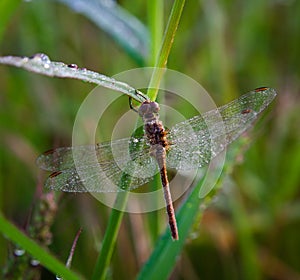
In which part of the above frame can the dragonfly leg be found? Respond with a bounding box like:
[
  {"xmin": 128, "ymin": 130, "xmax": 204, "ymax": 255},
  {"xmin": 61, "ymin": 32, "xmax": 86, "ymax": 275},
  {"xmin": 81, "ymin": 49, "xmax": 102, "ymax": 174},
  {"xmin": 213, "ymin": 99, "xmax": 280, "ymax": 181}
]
[
  {"xmin": 129, "ymin": 90, "xmax": 150, "ymax": 112},
  {"xmin": 129, "ymin": 97, "xmax": 138, "ymax": 113}
]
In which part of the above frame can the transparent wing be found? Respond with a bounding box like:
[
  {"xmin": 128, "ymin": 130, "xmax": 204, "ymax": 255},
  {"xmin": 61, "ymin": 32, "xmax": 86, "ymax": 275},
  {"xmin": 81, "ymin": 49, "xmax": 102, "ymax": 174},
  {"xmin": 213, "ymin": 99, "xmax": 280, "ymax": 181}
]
[
  {"xmin": 167, "ymin": 87, "xmax": 277, "ymax": 170},
  {"xmin": 36, "ymin": 137, "xmax": 158, "ymax": 192},
  {"xmin": 37, "ymin": 87, "xmax": 276, "ymax": 192}
]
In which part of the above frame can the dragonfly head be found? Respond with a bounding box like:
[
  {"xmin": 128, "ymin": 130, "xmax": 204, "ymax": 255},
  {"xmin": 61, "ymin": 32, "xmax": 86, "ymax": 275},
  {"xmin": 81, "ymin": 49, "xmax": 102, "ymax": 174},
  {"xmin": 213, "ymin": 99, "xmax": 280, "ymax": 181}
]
[{"xmin": 138, "ymin": 101, "xmax": 160, "ymax": 119}]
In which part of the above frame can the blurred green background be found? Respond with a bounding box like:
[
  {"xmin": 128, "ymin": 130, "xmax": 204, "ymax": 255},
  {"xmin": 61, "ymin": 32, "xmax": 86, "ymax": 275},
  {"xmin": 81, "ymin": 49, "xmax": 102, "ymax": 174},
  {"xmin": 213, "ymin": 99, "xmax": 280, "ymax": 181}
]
[{"xmin": 0, "ymin": 0, "xmax": 300, "ymax": 279}]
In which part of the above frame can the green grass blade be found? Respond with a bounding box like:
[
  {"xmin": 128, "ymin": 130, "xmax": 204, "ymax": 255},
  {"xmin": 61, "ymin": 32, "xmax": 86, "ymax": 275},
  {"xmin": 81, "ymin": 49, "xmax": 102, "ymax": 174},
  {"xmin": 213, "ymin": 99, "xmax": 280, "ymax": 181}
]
[
  {"xmin": 147, "ymin": 0, "xmax": 185, "ymax": 100},
  {"xmin": 91, "ymin": 192, "xmax": 129, "ymax": 280},
  {"xmin": 0, "ymin": 212, "xmax": 82, "ymax": 279},
  {"xmin": 147, "ymin": 0, "xmax": 164, "ymax": 66},
  {"xmin": 91, "ymin": 125, "xmax": 145, "ymax": 279},
  {"xmin": 146, "ymin": 0, "xmax": 164, "ymax": 242}
]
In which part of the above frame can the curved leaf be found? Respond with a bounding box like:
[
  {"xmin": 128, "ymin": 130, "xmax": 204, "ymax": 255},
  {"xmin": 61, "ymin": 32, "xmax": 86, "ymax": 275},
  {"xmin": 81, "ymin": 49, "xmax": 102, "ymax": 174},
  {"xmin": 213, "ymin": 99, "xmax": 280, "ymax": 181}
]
[{"xmin": 0, "ymin": 54, "xmax": 147, "ymax": 103}]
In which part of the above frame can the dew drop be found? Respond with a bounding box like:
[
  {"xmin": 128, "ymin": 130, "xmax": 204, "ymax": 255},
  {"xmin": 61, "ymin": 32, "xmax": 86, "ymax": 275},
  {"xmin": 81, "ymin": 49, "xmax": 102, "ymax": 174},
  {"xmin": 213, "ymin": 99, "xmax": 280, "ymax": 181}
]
[
  {"xmin": 30, "ymin": 259, "xmax": 40, "ymax": 266},
  {"xmin": 29, "ymin": 53, "xmax": 51, "ymax": 64},
  {"xmin": 14, "ymin": 248, "xmax": 25, "ymax": 256},
  {"xmin": 29, "ymin": 53, "xmax": 51, "ymax": 69},
  {"xmin": 67, "ymin": 63, "xmax": 78, "ymax": 69}
]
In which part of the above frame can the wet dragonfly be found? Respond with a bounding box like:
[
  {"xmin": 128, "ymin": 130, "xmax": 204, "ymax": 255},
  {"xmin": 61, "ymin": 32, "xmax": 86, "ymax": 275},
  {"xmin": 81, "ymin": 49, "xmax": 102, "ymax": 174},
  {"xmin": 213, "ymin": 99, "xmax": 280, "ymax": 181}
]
[{"xmin": 37, "ymin": 87, "xmax": 276, "ymax": 240}]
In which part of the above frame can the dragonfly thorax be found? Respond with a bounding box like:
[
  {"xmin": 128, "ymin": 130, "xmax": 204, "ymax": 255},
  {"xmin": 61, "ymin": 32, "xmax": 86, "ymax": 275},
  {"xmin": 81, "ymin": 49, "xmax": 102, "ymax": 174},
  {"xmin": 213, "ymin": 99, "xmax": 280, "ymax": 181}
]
[
  {"xmin": 138, "ymin": 101, "xmax": 160, "ymax": 122},
  {"xmin": 139, "ymin": 101, "xmax": 169, "ymax": 153}
]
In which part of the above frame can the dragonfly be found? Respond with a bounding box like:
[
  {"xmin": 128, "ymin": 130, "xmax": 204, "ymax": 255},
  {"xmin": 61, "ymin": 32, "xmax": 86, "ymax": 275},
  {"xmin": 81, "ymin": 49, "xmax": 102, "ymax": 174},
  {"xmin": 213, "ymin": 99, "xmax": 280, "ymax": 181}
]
[{"xmin": 37, "ymin": 87, "xmax": 277, "ymax": 240}]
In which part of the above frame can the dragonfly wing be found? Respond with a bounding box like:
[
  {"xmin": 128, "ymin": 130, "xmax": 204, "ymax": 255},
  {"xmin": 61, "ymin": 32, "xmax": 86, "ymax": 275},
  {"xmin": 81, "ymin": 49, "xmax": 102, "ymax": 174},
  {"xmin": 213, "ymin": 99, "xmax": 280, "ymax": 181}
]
[
  {"xmin": 44, "ymin": 163, "xmax": 155, "ymax": 192},
  {"xmin": 37, "ymin": 137, "xmax": 159, "ymax": 192},
  {"xmin": 167, "ymin": 87, "xmax": 276, "ymax": 170},
  {"xmin": 167, "ymin": 114, "xmax": 212, "ymax": 170},
  {"xmin": 37, "ymin": 138, "xmax": 144, "ymax": 171}
]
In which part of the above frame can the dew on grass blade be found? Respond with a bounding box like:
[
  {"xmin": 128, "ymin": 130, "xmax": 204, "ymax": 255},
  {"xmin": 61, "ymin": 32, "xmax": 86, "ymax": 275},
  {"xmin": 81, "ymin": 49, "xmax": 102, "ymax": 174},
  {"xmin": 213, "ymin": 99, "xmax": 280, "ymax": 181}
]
[
  {"xmin": 67, "ymin": 64, "xmax": 78, "ymax": 69},
  {"xmin": 0, "ymin": 54, "xmax": 148, "ymax": 103},
  {"xmin": 14, "ymin": 248, "xmax": 25, "ymax": 257}
]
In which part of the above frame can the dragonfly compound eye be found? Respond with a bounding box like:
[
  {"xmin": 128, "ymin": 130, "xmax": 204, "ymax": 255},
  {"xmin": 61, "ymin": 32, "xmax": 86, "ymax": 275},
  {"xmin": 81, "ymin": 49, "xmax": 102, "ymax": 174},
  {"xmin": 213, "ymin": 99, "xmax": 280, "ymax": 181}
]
[
  {"xmin": 149, "ymin": 102, "xmax": 160, "ymax": 113},
  {"xmin": 138, "ymin": 102, "xmax": 150, "ymax": 116},
  {"xmin": 138, "ymin": 101, "xmax": 160, "ymax": 116}
]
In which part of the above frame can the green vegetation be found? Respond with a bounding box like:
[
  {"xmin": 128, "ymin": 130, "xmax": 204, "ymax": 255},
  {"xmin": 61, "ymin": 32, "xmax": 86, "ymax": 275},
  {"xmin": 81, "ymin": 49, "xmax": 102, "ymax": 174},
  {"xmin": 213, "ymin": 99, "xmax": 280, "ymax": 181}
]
[{"xmin": 1, "ymin": 1, "xmax": 300, "ymax": 279}]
